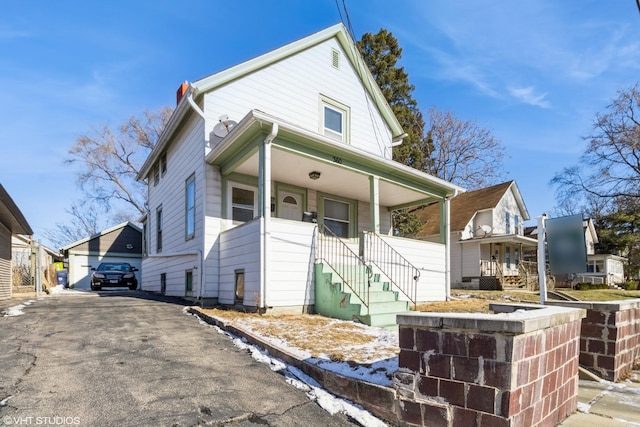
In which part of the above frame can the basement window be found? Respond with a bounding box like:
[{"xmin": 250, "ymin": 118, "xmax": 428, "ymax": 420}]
[{"xmin": 235, "ymin": 270, "xmax": 245, "ymax": 304}]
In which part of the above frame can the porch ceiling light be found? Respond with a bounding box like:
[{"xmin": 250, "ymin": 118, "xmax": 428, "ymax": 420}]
[{"xmin": 309, "ymin": 171, "xmax": 321, "ymax": 180}]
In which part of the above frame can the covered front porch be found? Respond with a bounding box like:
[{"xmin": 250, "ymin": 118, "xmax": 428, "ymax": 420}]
[
  {"xmin": 461, "ymin": 234, "xmax": 539, "ymax": 290},
  {"xmin": 207, "ymin": 110, "xmax": 462, "ymax": 323}
]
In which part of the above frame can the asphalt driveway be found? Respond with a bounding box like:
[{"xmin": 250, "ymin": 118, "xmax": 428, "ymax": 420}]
[{"xmin": 0, "ymin": 291, "xmax": 355, "ymax": 426}]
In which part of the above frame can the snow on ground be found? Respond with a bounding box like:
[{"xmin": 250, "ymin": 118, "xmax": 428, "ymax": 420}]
[
  {"xmin": 2, "ymin": 300, "xmax": 34, "ymax": 317},
  {"xmin": 218, "ymin": 314, "xmax": 399, "ymax": 386},
  {"xmin": 186, "ymin": 308, "xmax": 389, "ymax": 427}
]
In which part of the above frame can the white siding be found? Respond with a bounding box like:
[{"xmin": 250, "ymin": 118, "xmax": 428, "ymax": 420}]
[
  {"xmin": 494, "ymin": 188, "xmax": 521, "ymax": 234},
  {"xmin": 142, "ymin": 112, "xmax": 206, "ymax": 296},
  {"xmin": 357, "ymin": 200, "xmax": 393, "ymax": 235},
  {"xmin": 0, "ymin": 223, "xmax": 10, "ymax": 300},
  {"xmin": 218, "ymin": 219, "xmax": 261, "ymax": 305},
  {"xmin": 204, "ymin": 39, "xmax": 393, "ymax": 158},
  {"xmin": 267, "ymin": 219, "xmax": 317, "ymax": 307},
  {"xmin": 450, "ymin": 233, "xmax": 463, "ymax": 285},
  {"xmin": 203, "ymin": 163, "xmax": 223, "ymax": 298},
  {"xmin": 472, "ymin": 211, "xmax": 493, "ymax": 237},
  {"xmin": 461, "ymin": 242, "xmax": 481, "ymax": 278},
  {"xmin": 376, "ymin": 235, "xmax": 446, "ymax": 302}
]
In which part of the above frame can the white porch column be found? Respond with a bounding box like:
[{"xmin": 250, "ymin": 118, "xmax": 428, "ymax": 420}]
[
  {"xmin": 369, "ymin": 175, "xmax": 380, "ymax": 233},
  {"xmin": 440, "ymin": 198, "xmax": 451, "ymax": 299},
  {"xmin": 259, "ymin": 124, "xmax": 278, "ymax": 309}
]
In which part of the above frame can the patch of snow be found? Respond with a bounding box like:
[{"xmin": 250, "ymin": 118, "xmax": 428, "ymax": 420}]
[
  {"xmin": 2, "ymin": 301, "xmax": 33, "ymax": 317},
  {"xmin": 0, "ymin": 396, "xmax": 12, "ymax": 406},
  {"xmin": 50, "ymin": 285, "xmax": 84, "ymax": 295},
  {"xmin": 184, "ymin": 309, "xmax": 388, "ymax": 426},
  {"xmin": 576, "ymin": 401, "xmax": 590, "ymax": 413}
]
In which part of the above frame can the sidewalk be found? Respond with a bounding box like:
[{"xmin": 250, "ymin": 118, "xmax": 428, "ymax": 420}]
[{"xmin": 560, "ymin": 370, "xmax": 640, "ymax": 426}]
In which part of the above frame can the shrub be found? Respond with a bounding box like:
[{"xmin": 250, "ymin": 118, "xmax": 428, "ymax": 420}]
[
  {"xmin": 574, "ymin": 282, "xmax": 609, "ymax": 290},
  {"xmin": 620, "ymin": 281, "xmax": 639, "ymax": 291}
]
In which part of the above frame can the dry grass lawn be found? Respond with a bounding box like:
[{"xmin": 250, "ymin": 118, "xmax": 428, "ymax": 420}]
[
  {"xmin": 198, "ymin": 289, "xmax": 639, "ymax": 364},
  {"xmin": 199, "ymin": 308, "xmax": 398, "ymax": 363}
]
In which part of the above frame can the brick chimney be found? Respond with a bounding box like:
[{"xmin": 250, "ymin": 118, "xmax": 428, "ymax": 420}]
[{"xmin": 176, "ymin": 81, "xmax": 189, "ymax": 105}]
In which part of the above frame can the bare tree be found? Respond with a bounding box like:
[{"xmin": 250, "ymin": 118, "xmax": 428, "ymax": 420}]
[
  {"xmin": 43, "ymin": 202, "xmax": 108, "ymax": 249},
  {"xmin": 66, "ymin": 107, "xmax": 173, "ymax": 218},
  {"xmin": 551, "ymin": 84, "xmax": 640, "ymax": 205},
  {"xmin": 425, "ymin": 107, "xmax": 507, "ymax": 190}
]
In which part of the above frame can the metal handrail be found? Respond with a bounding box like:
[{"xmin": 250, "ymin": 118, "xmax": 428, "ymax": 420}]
[
  {"xmin": 317, "ymin": 224, "xmax": 371, "ymax": 311},
  {"xmin": 361, "ymin": 231, "xmax": 419, "ymax": 309}
]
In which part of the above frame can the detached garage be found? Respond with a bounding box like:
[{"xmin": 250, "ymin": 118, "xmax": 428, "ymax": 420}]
[
  {"xmin": 62, "ymin": 222, "xmax": 142, "ymax": 290},
  {"xmin": 0, "ymin": 184, "xmax": 33, "ymax": 300}
]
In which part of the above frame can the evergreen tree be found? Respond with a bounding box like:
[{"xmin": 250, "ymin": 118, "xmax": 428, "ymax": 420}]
[{"xmin": 357, "ymin": 29, "xmax": 432, "ymax": 168}]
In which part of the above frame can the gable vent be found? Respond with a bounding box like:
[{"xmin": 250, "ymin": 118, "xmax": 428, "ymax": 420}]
[{"xmin": 331, "ymin": 48, "xmax": 340, "ymax": 69}]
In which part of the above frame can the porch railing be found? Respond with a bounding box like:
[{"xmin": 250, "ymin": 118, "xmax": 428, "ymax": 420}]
[
  {"xmin": 317, "ymin": 224, "xmax": 371, "ymax": 311},
  {"xmin": 480, "ymin": 260, "xmax": 505, "ymax": 285},
  {"xmin": 361, "ymin": 231, "xmax": 419, "ymax": 309}
]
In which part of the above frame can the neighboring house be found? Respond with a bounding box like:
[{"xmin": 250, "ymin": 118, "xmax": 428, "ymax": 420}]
[
  {"xmin": 12, "ymin": 235, "xmax": 63, "ymax": 288},
  {"xmin": 135, "ymin": 24, "xmax": 462, "ymax": 325},
  {"xmin": 415, "ymin": 181, "xmax": 538, "ymax": 290},
  {"xmin": 0, "ymin": 184, "xmax": 33, "ymax": 300},
  {"xmin": 573, "ymin": 218, "xmax": 626, "ymax": 286},
  {"xmin": 62, "ymin": 222, "xmax": 142, "ymax": 290}
]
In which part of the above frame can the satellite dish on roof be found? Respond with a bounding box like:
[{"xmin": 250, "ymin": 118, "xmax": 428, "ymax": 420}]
[
  {"xmin": 213, "ymin": 114, "xmax": 237, "ymax": 138},
  {"xmin": 479, "ymin": 224, "xmax": 493, "ymax": 236}
]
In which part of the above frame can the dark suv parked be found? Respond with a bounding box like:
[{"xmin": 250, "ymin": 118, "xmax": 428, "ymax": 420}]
[{"xmin": 90, "ymin": 262, "xmax": 138, "ymax": 291}]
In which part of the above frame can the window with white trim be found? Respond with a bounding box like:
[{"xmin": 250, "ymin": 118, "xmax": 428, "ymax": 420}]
[
  {"xmin": 156, "ymin": 205, "xmax": 163, "ymax": 252},
  {"xmin": 185, "ymin": 174, "xmax": 195, "ymax": 240},
  {"xmin": 320, "ymin": 96, "xmax": 349, "ymax": 143}
]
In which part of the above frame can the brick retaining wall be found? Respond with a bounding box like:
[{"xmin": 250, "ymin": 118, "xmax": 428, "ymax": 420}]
[
  {"xmin": 395, "ymin": 304, "xmax": 585, "ymax": 426},
  {"xmin": 547, "ymin": 299, "xmax": 640, "ymax": 382}
]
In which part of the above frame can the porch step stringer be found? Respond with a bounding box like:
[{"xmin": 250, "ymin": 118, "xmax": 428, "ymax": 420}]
[{"xmin": 314, "ymin": 263, "xmax": 409, "ymax": 327}]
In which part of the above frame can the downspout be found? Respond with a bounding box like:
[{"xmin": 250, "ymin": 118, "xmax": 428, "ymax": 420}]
[
  {"xmin": 260, "ymin": 123, "xmax": 278, "ymax": 310},
  {"xmin": 184, "ymin": 84, "xmax": 206, "ymax": 301},
  {"xmin": 186, "ymin": 88, "xmax": 206, "ymax": 120}
]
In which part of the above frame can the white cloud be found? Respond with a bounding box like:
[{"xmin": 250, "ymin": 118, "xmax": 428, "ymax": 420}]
[{"xmin": 508, "ymin": 86, "xmax": 551, "ymax": 109}]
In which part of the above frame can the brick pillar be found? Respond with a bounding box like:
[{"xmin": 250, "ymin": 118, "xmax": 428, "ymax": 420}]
[
  {"xmin": 394, "ymin": 303, "xmax": 585, "ymax": 427},
  {"xmin": 547, "ymin": 300, "xmax": 640, "ymax": 382}
]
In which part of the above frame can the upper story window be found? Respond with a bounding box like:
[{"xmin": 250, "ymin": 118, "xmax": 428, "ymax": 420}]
[
  {"xmin": 514, "ymin": 214, "xmax": 519, "ymax": 235},
  {"xmin": 320, "ymin": 95, "xmax": 350, "ymax": 144},
  {"xmin": 156, "ymin": 205, "xmax": 163, "ymax": 252},
  {"xmin": 505, "ymin": 212, "xmax": 511, "ymax": 234},
  {"xmin": 185, "ymin": 174, "xmax": 195, "ymax": 240},
  {"xmin": 160, "ymin": 153, "xmax": 167, "ymax": 176},
  {"xmin": 153, "ymin": 165, "xmax": 160, "ymax": 186}
]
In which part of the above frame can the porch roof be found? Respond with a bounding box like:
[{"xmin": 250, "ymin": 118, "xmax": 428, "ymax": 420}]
[
  {"xmin": 206, "ymin": 109, "xmax": 464, "ymax": 208},
  {"xmin": 458, "ymin": 234, "xmax": 538, "ymax": 247}
]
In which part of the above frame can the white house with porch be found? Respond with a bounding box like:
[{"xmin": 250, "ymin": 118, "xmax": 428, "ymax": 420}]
[
  {"xmin": 136, "ymin": 24, "xmax": 462, "ymax": 326},
  {"xmin": 416, "ymin": 181, "xmax": 539, "ymax": 290}
]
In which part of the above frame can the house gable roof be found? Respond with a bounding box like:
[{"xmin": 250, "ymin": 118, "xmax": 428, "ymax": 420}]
[
  {"xmin": 138, "ymin": 23, "xmax": 403, "ymax": 181},
  {"xmin": 0, "ymin": 184, "xmax": 33, "ymax": 235},
  {"xmin": 416, "ymin": 181, "xmax": 526, "ymax": 236},
  {"xmin": 61, "ymin": 221, "xmax": 142, "ymax": 251},
  {"xmin": 190, "ymin": 23, "xmax": 401, "ymax": 137}
]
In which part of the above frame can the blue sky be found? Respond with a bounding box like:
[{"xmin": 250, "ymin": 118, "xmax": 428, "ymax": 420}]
[{"xmin": 1, "ymin": 0, "xmax": 639, "ymax": 247}]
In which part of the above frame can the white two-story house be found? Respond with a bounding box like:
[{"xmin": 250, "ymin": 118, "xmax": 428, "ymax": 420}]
[
  {"xmin": 416, "ymin": 181, "xmax": 538, "ymax": 290},
  {"xmin": 136, "ymin": 24, "xmax": 462, "ymax": 326}
]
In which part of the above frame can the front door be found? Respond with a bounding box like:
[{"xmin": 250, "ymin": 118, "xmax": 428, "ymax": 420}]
[{"xmin": 277, "ymin": 190, "xmax": 303, "ymax": 221}]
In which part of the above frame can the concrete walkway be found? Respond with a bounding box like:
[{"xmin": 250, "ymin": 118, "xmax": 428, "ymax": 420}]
[{"xmin": 560, "ymin": 371, "xmax": 640, "ymax": 426}]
